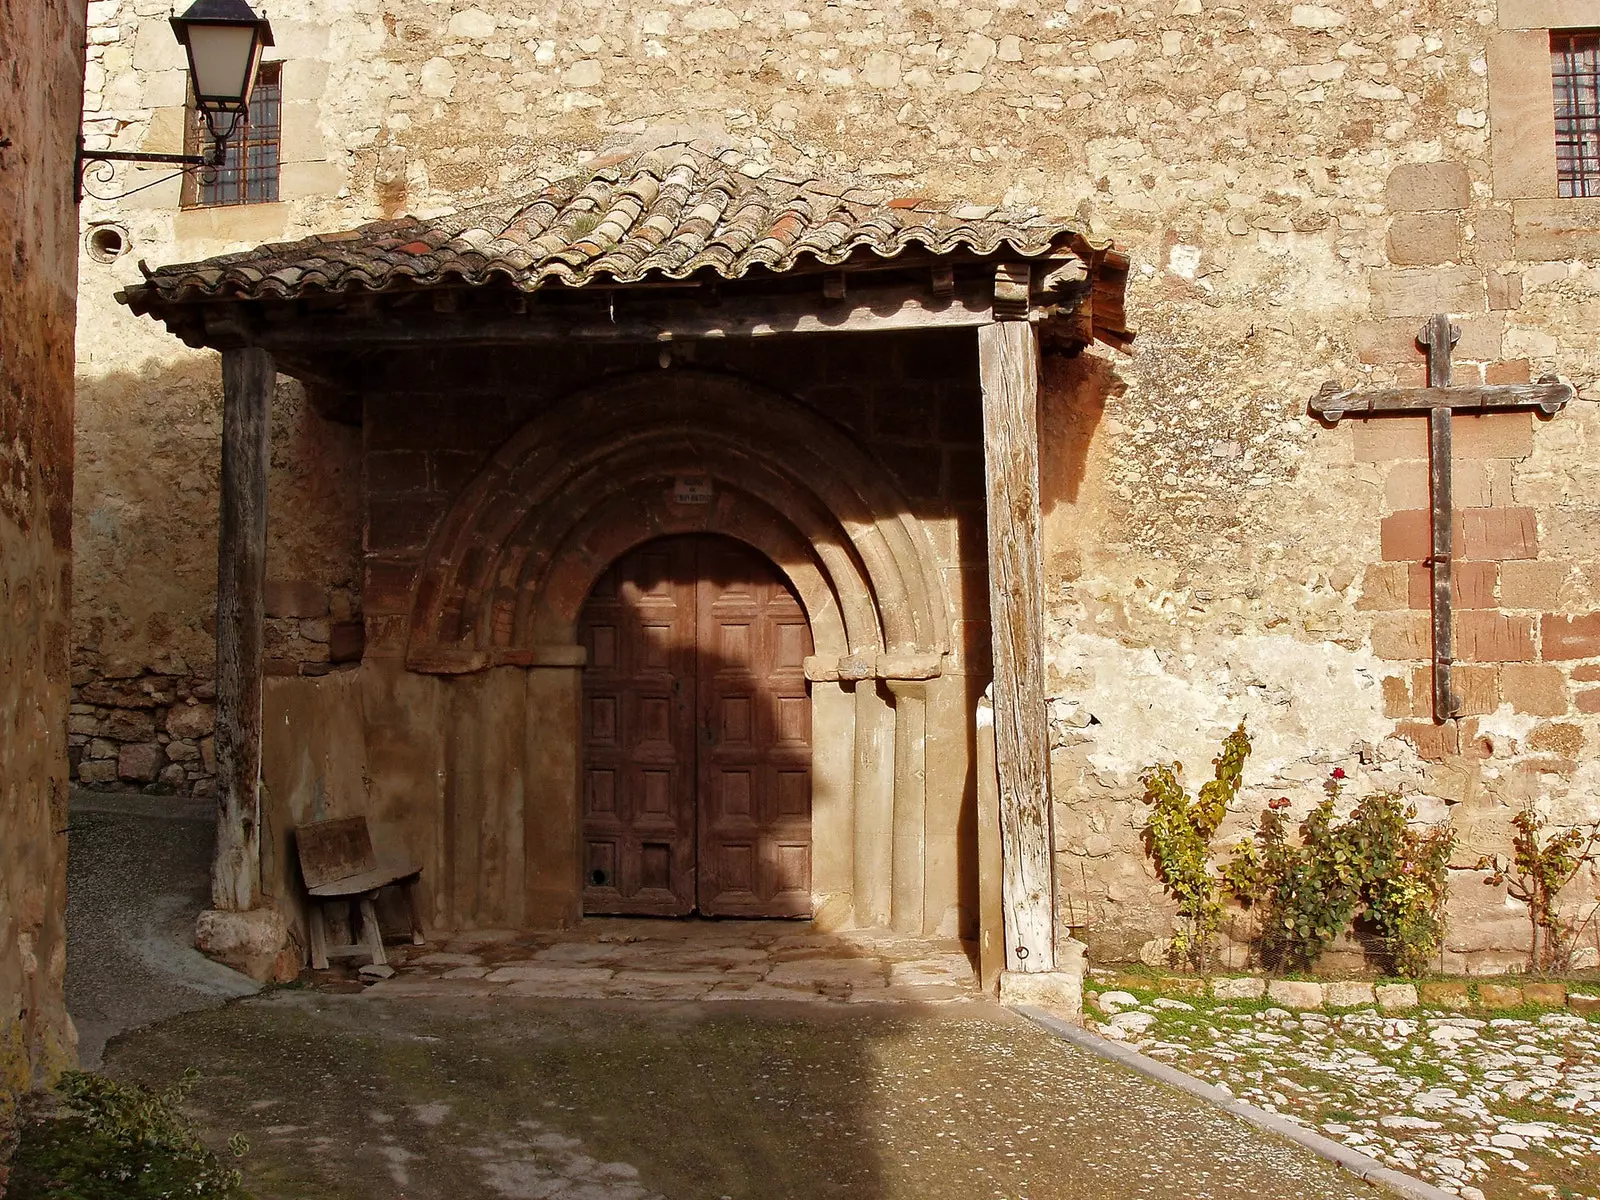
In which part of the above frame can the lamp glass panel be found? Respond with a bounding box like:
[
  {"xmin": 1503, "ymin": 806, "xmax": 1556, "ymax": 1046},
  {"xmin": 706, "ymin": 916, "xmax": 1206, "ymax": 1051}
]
[{"xmin": 186, "ymin": 24, "xmax": 257, "ymax": 101}]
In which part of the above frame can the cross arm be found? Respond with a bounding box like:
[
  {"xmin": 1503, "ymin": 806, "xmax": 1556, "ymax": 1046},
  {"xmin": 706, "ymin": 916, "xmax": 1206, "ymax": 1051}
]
[{"xmin": 1312, "ymin": 378, "xmax": 1573, "ymax": 423}]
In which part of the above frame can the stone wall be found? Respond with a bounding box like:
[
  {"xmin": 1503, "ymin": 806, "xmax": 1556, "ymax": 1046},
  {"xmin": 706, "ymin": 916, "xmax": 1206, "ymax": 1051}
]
[
  {"xmin": 1, "ymin": 0, "xmax": 84, "ymax": 1174},
  {"xmin": 75, "ymin": 0, "xmax": 1600, "ymax": 967}
]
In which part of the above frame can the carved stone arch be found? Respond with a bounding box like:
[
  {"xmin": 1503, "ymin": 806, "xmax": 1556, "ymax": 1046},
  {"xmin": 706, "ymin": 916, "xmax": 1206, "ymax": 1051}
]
[{"xmin": 405, "ymin": 369, "xmax": 951, "ymax": 674}]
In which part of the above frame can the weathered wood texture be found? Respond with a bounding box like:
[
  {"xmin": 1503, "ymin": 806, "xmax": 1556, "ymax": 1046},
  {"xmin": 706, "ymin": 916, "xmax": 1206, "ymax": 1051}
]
[
  {"xmin": 1422, "ymin": 315, "xmax": 1460, "ymax": 719},
  {"xmin": 250, "ymin": 282, "xmax": 1000, "ymax": 352},
  {"xmin": 1312, "ymin": 382, "xmax": 1572, "ymax": 418},
  {"xmin": 213, "ymin": 347, "xmax": 273, "ymax": 911},
  {"xmin": 979, "ymin": 320, "xmax": 1056, "ymax": 973}
]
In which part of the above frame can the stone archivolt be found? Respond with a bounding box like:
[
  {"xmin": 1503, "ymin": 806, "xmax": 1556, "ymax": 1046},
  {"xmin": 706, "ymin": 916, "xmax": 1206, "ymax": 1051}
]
[{"xmin": 404, "ymin": 369, "xmax": 951, "ymax": 682}]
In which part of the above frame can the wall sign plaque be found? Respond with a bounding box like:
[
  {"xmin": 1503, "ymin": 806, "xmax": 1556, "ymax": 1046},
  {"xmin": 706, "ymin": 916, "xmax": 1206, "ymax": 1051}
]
[{"xmin": 672, "ymin": 474, "xmax": 714, "ymax": 504}]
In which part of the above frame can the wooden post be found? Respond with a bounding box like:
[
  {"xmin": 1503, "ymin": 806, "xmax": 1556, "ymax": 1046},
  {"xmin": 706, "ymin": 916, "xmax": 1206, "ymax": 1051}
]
[
  {"xmin": 979, "ymin": 320, "xmax": 1055, "ymax": 973},
  {"xmin": 213, "ymin": 347, "xmax": 273, "ymax": 912}
]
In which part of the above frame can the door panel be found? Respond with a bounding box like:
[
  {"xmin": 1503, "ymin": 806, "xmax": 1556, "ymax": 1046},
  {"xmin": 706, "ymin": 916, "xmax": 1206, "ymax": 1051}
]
[
  {"xmin": 579, "ymin": 535, "xmax": 813, "ymax": 918},
  {"xmin": 696, "ymin": 538, "xmax": 814, "ymax": 917},
  {"xmin": 579, "ymin": 539, "xmax": 697, "ymax": 915}
]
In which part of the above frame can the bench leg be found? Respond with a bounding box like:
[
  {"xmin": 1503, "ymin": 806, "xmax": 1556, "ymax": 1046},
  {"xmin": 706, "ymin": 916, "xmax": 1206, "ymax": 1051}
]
[
  {"xmin": 308, "ymin": 902, "xmax": 330, "ymax": 971},
  {"xmin": 359, "ymin": 894, "xmax": 387, "ymax": 967},
  {"xmin": 404, "ymin": 879, "xmax": 427, "ymax": 946}
]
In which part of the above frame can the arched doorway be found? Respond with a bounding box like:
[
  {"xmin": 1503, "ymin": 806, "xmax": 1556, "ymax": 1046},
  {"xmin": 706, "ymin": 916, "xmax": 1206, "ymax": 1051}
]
[{"xmin": 578, "ymin": 534, "xmax": 815, "ymax": 918}]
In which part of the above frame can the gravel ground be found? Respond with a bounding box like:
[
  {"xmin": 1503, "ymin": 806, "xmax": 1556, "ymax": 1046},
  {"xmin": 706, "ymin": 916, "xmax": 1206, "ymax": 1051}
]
[
  {"xmin": 1087, "ymin": 987, "xmax": 1600, "ymax": 1200},
  {"xmin": 65, "ymin": 791, "xmax": 259, "ymax": 1065},
  {"xmin": 100, "ymin": 992, "xmax": 1378, "ymax": 1200}
]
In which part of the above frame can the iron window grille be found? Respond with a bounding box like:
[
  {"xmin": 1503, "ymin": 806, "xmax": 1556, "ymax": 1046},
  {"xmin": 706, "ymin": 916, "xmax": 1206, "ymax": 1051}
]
[
  {"xmin": 181, "ymin": 60, "xmax": 281, "ymax": 208},
  {"xmin": 1553, "ymin": 30, "xmax": 1600, "ymax": 199}
]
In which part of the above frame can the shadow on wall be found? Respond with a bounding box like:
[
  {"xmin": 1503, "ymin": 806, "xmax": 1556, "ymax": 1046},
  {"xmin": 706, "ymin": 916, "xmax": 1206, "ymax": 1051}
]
[
  {"xmin": 71, "ymin": 356, "xmax": 361, "ymax": 673},
  {"xmin": 1039, "ymin": 349, "xmax": 1125, "ymax": 518}
]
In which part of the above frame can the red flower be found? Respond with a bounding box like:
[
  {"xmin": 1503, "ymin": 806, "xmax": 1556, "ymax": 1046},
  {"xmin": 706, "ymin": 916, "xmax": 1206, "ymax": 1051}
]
[
  {"xmin": 1331, "ymin": 768, "xmax": 1346, "ymax": 780},
  {"xmin": 1269, "ymin": 796, "xmax": 1291, "ymax": 810}
]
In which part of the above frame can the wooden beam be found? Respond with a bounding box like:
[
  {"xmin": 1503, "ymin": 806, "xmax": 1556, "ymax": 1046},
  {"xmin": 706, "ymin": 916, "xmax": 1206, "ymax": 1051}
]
[
  {"xmin": 979, "ymin": 320, "xmax": 1055, "ymax": 973},
  {"xmin": 1313, "ymin": 381, "xmax": 1572, "ymax": 419},
  {"xmin": 249, "ymin": 281, "xmax": 1002, "ymax": 352},
  {"xmin": 213, "ymin": 347, "xmax": 273, "ymax": 912}
]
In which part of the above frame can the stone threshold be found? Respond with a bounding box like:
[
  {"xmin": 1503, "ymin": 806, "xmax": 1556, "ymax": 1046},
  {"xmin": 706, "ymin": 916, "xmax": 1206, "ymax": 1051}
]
[
  {"xmin": 1089, "ymin": 970, "xmax": 1600, "ymax": 1017},
  {"xmin": 1016, "ymin": 1005, "xmax": 1456, "ymax": 1200}
]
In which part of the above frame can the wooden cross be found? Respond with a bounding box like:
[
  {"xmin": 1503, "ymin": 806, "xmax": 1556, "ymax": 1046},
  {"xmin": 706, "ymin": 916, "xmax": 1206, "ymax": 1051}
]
[{"xmin": 1312, "ymin": 313, "xmax": 1574, "ymax": 721}]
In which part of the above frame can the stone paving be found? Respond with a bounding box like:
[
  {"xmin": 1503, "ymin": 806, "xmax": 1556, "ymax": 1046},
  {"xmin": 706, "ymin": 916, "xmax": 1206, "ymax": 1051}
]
[
  {"xmin": 102, "ymin": 990, "xmax": 1376, "ymax": 1199},
  {"xmin": 350, "ymin": 919, "xmax": 982, "ymax": 1005},
  {"xmin": 1085, "ymin": 985, "xmax": 1600, "ymax": 1200}
]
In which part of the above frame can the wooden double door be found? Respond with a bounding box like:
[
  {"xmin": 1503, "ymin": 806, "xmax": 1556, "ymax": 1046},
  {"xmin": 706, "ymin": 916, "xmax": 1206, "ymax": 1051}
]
[{"xmin": 579, "ymin": 535, "xmax": 814, "ymax": 917}]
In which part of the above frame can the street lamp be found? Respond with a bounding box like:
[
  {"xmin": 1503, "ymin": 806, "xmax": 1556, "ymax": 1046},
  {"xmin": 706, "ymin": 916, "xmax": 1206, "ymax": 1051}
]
[{"xmin": 75, "ymin": 0, "xmax": 275, "ymax": 202}]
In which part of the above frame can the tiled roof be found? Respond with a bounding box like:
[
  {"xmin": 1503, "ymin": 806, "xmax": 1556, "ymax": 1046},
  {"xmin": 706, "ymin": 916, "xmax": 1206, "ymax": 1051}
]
[{"xmin": 120, "ymin": 143, "xmax": 1130, "ymax": 344}]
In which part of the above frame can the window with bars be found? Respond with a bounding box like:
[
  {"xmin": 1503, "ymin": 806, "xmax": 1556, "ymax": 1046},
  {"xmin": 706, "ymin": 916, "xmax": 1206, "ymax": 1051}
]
[
  {"xmin": 1552, "ymin": 30, "xmax": 1600, "ymax": 199},
  {"xmin": 181, "ymin": 61, "xmax": 281, "ymax": 208}
]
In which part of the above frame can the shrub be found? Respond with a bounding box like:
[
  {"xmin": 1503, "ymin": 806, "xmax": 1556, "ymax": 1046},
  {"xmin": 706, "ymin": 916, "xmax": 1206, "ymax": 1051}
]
[
  {"xmin": 1479, "ymin": 807, "xmax": 1600, "ymax": 975},
  {"xmin": 8, "ymin": 1069, "xmax": 249, "ymax": 1200},
  {"xmin": 1140, "ymin": 721, "xmax": 1251, "ymax": 971},
  {"xmin": 1224, "ymin": 778, "xmax": 1453, "ymax": 977}
]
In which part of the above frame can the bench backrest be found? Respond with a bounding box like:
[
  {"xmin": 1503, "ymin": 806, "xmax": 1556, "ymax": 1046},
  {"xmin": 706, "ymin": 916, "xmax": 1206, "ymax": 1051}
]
[{"xmin": 295, "ymin": 816, "xmax": 377, "ymax": 889}]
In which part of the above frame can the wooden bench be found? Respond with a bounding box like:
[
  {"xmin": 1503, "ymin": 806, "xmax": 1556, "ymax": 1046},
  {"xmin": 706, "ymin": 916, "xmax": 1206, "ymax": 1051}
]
[{"xmin": 295, "ymin": 816, "xmax": 426, "ymax": 970}]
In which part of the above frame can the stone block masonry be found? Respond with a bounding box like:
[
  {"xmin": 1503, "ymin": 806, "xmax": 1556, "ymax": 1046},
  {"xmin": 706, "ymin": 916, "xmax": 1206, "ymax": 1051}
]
[
  {"xmin": 3, "ymin": 0, "xmax": 85, "ymax": 1163},
  {"xmin": 71, "ymin": 0, "xmax": 1600, "ymax": 970}
]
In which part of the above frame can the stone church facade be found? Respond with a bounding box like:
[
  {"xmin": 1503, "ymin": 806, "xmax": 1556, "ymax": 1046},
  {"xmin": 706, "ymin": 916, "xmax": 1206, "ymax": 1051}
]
[{"xmin": 73, "ymin": 0, "xmax": 1600, "ymax": 974}]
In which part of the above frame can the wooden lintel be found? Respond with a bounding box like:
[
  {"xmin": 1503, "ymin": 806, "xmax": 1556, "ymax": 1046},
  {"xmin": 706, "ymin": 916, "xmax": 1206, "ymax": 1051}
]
[
  {"xmin": 213, "ymin": 347, "xmax": 274, "ymax": 913},
  {"xmin": 253, "ymin": 280, "xmax": 1004, "ymax": 351},
  {"xmin": 978, "ymin": 320, "xmax": 1055, "ymax": 973}
]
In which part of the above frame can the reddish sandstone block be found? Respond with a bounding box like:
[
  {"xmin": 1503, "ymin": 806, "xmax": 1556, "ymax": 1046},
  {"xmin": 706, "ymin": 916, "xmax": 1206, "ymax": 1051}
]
[
  {"xmin": 366, "ymin": 450, "xmax": 430, "ymax": 493},
  {"xmin": 1456, "ymin": 612, "xmax": 1535, "ymax": 662},
  {"xmin": 1541, "ymin": 613, "xmax": 1600, "ymax": 659},
  {"xmin": 1381, "ymin": 510, "xmax": 1434, "ymax": 560},
  {"xmin": 1353, "ymin": 411, "xmax": 1530, "ymax": 461},
  {"xmin": 1457, "ymin": 508, "xmax": 1537, "ymax": 560},
  {"xmin": 1386, "ymin": 460, "xmax": 1491, "ymax": 510},
  {"xmin": 1577, "ymin": 689, "xmax": 1600, "ymax": 714},
  {"xmin": 1499, "ymin": 561, "xmax": 1570, "ymax": 609},
  {"xmin": 1501, "ymin": 663, "xmax": 1569, "ymax": 716},
  {"xmin": 1353, "ymin": 315, "xmax": 1503, "ymax": 367},
  {"xmin": 364, "ymin": 560, "xmax": 419, "ymax": 616},
  {"xmin": 1485, "ymin": 359, "xmax": 1531, "ymax": 384},
  {"xmin": 1396, "ymin": 720, "xmax": 1459, "ymax": 761},
  {"xmin": 1408, "ymin": 561, "xmax": 1496, "ymax": 609},
  {"xmin": 1573, "ymin": 663, "xmax": 1600, "ymax": 682},
  {"xmin": 264, "ymin": 580, "xmax": 329, "ymax": 619},
  {"xmin": 1357, "ymin": 563, "xmax": 1410, "ymax": 611},
  {"xmin": 1382, "ymin": 675, "xmax": 1413, "ymax": 718},
  {"xmin": 329, "ymin": 620, "xmax": 365, "ymax": 664},
  {"xmin": 1487, "ymin": 271, "xmax": 1523, "ymax": 311},
  {"xmin": 1372, "ymin": 613, "xmax": 1431, "ymax": 660},
  {"xmin": 1414, "ymin": 665, "xmax": 1498, "ymax": 716}
]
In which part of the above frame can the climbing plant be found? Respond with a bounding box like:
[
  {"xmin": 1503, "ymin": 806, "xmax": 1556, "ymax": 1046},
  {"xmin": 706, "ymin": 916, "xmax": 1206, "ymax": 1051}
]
[
  {"xmin": 1224, "ymin": 775, "xmax": 1453, "ymax": 976},
  {"xmin": 1479, "ymin": 807, "xmax": 1600, "ymax": 975},
  {"xmin": 1140, "ymin": 721, "xmax": 1251, "ymax": 971}
]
